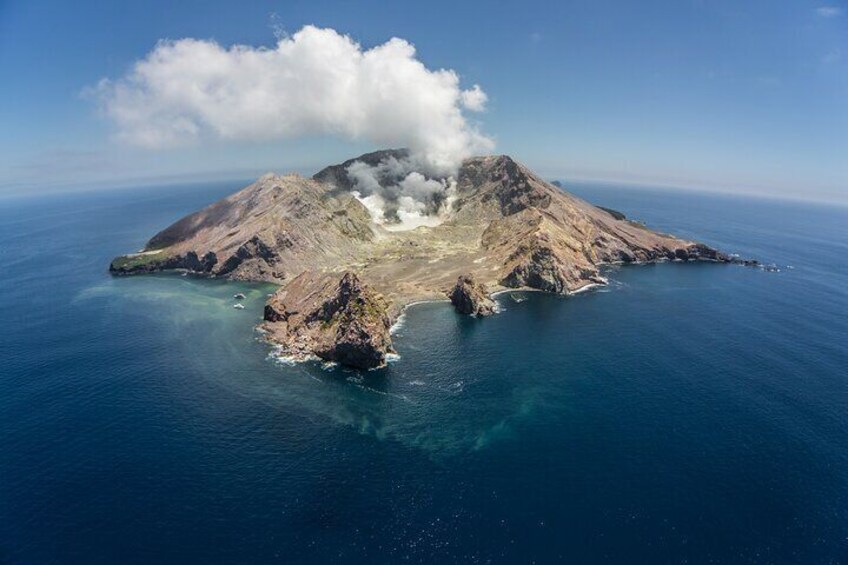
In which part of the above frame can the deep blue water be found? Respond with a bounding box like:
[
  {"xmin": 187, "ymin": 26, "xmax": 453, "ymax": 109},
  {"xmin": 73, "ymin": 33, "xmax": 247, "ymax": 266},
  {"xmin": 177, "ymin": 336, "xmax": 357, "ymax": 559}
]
[{"xmin": 1, "ymin": 181, "xmax": 847, "ymax": 564}]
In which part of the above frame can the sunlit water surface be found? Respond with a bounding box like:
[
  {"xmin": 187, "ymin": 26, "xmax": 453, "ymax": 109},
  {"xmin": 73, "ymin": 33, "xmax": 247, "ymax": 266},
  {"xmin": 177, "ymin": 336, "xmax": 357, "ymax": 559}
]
[{"xmin": 1, "ymin": 181, "xmax": 846, "ymax": 563}]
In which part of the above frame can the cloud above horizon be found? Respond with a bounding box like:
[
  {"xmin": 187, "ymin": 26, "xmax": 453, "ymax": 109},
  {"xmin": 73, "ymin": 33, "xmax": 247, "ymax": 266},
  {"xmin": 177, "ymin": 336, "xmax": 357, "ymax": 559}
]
[
  {"xmin": 816, "ymin": 6, "xmax": 844, "ymax": 17},
  {"xmin": 90, "ymin": 25, "xmax": 493, "ymax": 173}
]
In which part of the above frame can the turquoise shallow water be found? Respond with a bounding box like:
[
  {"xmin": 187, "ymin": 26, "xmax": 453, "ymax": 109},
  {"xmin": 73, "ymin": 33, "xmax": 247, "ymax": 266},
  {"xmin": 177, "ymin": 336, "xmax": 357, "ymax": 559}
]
[{"xmin": 1, "ymin": 181, "xmax": 846, "ymax": 563}]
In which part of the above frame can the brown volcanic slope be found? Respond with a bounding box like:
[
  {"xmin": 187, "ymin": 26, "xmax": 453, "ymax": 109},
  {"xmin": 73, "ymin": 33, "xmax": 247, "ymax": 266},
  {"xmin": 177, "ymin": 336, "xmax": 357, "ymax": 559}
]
[{"xmin": 111, "ymin": 151, "xmax": 730, "ymax": 368}]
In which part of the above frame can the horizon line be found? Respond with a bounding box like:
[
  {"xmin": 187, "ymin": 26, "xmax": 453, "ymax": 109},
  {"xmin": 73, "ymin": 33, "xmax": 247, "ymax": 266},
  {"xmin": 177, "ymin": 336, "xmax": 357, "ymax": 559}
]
[{"xmin": 1, "ymin": 163, "xmax": 846, "ymax": 209}]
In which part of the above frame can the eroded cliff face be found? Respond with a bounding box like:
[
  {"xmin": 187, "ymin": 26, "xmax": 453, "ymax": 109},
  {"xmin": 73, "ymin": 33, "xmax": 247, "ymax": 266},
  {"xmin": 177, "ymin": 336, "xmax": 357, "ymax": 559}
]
[
  {"xmin": 262, "ymin": 271, "xmax": 394, "ymax": 369},
  {"xmin": 449, "ymin": 275, "xmax": 496, "ymax": 317},
  {"xmin": 111, "ymin": 150, "xmax": 736, "ymax": 368}
]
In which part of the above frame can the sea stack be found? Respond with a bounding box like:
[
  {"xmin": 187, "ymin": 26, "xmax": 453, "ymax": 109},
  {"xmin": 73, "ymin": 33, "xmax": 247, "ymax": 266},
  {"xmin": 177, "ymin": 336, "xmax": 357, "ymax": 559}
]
[
  {"xmin": 262, "ymin": 271, "xmax": 394, "ymax": 369},
  {"xmin": 449, "ymin": 274, "xmax": 496, "ymax": 317}
]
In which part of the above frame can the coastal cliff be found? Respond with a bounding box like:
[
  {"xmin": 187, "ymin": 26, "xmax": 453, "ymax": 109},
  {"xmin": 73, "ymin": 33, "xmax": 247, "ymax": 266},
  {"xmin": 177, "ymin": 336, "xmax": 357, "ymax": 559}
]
[
  {"xmin": 262, "ymin": 271, "xmax": 394, "ymax": 369},
  {"xmin": 111, "ymin": 150, "xmax": 737, "ymax": 368}
]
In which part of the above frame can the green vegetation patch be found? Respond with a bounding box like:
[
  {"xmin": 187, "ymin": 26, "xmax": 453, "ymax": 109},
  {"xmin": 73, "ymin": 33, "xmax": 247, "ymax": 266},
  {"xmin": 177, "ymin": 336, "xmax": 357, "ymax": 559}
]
[{"xmin": 110, "ymin": 251, "xmax": 166, "ymax": 271}]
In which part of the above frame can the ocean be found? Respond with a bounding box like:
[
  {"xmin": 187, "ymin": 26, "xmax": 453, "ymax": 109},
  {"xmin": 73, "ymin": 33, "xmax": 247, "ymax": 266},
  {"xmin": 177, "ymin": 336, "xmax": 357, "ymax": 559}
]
[{"xmin": 1, "ymin": 180, "xmax": 846, "ymax": 564}]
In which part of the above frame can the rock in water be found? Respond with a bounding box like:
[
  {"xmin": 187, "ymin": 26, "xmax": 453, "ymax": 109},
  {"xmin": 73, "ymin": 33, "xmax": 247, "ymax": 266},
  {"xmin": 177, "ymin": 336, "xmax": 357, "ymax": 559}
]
[
  {"xmin": 262, "ymin": 271, "xmax": 394, "ymax": 369},
  {"xmin": 449, "ymin": 275, "xmax": 496, "ymax": 317}
]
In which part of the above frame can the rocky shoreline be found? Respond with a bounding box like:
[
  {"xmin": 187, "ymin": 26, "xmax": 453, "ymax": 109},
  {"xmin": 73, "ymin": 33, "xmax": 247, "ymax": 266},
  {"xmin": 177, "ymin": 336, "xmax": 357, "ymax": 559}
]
[{"xmin": 110, "ymin": 150, "xmax": 757, "ymax": 369}]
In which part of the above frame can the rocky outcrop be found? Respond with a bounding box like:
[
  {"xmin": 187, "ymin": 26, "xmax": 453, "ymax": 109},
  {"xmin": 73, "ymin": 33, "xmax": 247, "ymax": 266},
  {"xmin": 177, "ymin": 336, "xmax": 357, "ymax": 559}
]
[
  {"xmin": 502, "ymin": 242, "xmax": 605, "ymax": 293},
  {"xmin": 680, "ymin": 242, "xmax": 728, "ymax": 262},
  {"xmin": 262, "ymin": 271, "xmax": 394, "ymax": 369},
  {"xmin": 449, "ymin": 275, "xmax": 496, "ymax": 317},
  {"xmin": 216, "ymin": 235, "xmax": 282, "ymax": 279},
  {"xmin": 598, "ymin": 206, "xmax": 626, "ymax": 221}
]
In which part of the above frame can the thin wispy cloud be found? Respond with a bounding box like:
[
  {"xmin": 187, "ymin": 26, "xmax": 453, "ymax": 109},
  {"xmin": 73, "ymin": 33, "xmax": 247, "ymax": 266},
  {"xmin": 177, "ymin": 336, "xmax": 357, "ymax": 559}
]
[
  {"xmin": 816, "ymin": 6, "xmax": 844, "ymax": 17},
  {"xmin": 823, "ymin": 48, "xmax": 843, "ymax": 64}
]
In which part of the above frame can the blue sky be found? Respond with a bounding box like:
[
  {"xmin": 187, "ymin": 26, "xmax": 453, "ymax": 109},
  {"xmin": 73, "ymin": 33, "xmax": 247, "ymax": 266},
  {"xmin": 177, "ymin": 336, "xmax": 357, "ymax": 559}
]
[{"xmin": 1, "ymin": 0, "xmax": 846, "ymax": 202}]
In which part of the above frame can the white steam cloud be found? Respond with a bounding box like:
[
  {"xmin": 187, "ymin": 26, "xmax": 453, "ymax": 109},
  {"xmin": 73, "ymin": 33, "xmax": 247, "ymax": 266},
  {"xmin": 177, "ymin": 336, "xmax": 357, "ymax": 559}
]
[
  {"xmin": 91, "ymin": 25, "xmax": 494, "ymax": 174},
  {"xmin": 348, "ymin": 157, "xmax": 459, "ymax": 230}
]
